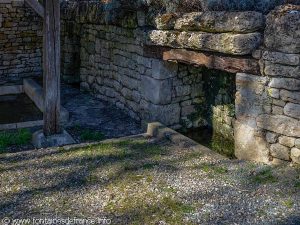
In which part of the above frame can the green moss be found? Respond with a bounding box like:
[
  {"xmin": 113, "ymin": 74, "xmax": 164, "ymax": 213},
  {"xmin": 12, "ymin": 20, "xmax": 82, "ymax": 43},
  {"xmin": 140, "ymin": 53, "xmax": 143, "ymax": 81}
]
[{"xmin": 211, "ymin": 132, "xmax": 235, "ymax": 159}]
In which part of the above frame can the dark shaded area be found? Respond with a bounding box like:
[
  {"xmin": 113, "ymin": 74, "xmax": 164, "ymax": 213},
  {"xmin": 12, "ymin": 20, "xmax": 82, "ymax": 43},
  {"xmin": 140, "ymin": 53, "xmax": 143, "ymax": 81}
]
[
  {"xmin": 182, "ymin": 68, "xmax": 236, "ymax": 158},
  {"xmin": 0, "ymin": 94, "xmax": 42, "ymax": 124},
  {"xmin": 182, "ymin": 126, "xmax": 235, "ymax": 158}
]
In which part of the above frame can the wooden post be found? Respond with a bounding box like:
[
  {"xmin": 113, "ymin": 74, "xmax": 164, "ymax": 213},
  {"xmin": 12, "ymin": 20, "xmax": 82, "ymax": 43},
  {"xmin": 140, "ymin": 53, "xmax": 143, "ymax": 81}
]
[{"xmin": 43, "ymin": 0, "xmax": 61, "ymax": 136}]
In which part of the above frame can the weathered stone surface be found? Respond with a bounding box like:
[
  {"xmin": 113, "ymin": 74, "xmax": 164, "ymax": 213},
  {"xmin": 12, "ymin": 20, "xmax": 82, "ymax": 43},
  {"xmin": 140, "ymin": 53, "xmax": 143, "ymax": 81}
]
[
  {"xmin": 268, "ymin": 88, "xmax": 280, "ymax": 99},
  {"xmin": 264, "ymin": 5, "xmax": 300, "ymax": 53},
  {"xmin": 264, "ymin": 62, "xmax": 300, "ymax": 77},
  {"xmin": 141, "ymin": 100, "xmax": 180, "ymax": 126},
  {"xmin": 279, "ymin": 136, "xmax": 295, "ymax": 147},
  {"xmin": 32, "ymin": 130, "xmax": 76, "ymax": 148},
  {"xmin": 284, "ymin": 103, "xmax": 300, "ymax": 119},
  {"xmin": 270, "ymin": 143, "xmax": 290, "ymax": 161},
  {"xmin": 236, "ymin": 73, "xmax": 268, "ymax": 118},
  {"xmin": 148, "ymin": 30, "xmax": 262, "ymax": 55},
  {"xmin": 295, "ymin": 139, "xmax": 300, "ymax": 148},
  {"xmin": 155, "ymin": 13, "xmax": 178, "ymax": 30},
  {"xmin": 151, "ymin": 60, "xmax": 178, "ymax": 80},
  {"xmin": 262, "ymin": 51, "xmax": 300, "ymax": 66},
  {"xmin": 291, "ymin": 148, "xmax": 300, "ymax": 164},
  {"xmin": 257, "ymin": 114, "xmax": 300, "ymax": 137},
  {"xmin": 280, "ymin": 90, "xmax": 300, "ymax": 104},
  {"xmin": 269, "ymin": 78, "xmax": 300, "ymax": 91},
  {"xmin": 235, "ymin": 120, "xmax": 269, "ymax": 163},
  {"xmin": 141, "ymin": 76, "xmax": 172, "ymax": 105},
  {"xmin": 174, "ymin": 11, "xmax": 264, "ymax": 33},
  {"xmin": 266, "ymin": 132, "xmax": 279, "ymax": 144},
  {"xmin": 272, "ymin": 105, "xmax": 283, "ymax": 115}
]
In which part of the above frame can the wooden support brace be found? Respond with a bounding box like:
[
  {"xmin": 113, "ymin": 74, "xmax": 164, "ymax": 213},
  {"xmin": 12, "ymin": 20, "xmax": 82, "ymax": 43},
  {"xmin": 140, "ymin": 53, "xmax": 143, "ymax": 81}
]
[
  {"xmin": 43, "ymin": 0, "xmax": 61, "ymax": 136},
  {"xmin": 25, "ymin": 0, "xmax": 44, "ymax": 18},
  {"xmin": 163, "ymin": 49, "xmax": 260, "ymax": 75}
]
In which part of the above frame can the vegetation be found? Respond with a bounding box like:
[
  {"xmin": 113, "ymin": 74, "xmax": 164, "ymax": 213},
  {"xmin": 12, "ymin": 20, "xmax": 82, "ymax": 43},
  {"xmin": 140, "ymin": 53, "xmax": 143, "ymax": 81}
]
[
  {"xmin": 80, "ymin": 129, "xmax": 105, "ymax": 142},
  {"xmin": 0, "ymin": 129, "xmax": 31, "ymax": 152},
  {"xmin": 251, "ymin": 167, "xmax": 278, "ymax": 184}
]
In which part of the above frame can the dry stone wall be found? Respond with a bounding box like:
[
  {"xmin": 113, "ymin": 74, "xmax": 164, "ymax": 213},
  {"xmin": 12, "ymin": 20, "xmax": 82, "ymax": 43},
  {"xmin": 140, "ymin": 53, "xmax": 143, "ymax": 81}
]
[
  {"xmin": 0, "ymin": 0, "xmax": 42, "ymax": 81},
  {"xmin": 60, "ymin": 2, "xmax": 300, "ymax": 164},
  {"xmin": 2, "ymin": 1, "xmax": 299, "ymax": 164},
  {"xmin": 236, "ymin": 5, "xmax": 300, "ymax": 164}
]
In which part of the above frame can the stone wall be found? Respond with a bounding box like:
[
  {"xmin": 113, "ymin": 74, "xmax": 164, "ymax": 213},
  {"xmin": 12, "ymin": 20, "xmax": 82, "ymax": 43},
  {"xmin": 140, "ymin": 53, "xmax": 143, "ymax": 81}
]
[
  {"xmin": 61, "ymin": 2, "xmax": 236, "ymax": 143},
  {"xmin": 0, "ymin": 0, "xmax": 42, "ymax": 81},
  {"xmin": 235, "ymin": 5, "xmax": 300, "ymax": 164},
  {"xmin": 3, "ymin": 1, "xmax": 297, "ymax": 164}
]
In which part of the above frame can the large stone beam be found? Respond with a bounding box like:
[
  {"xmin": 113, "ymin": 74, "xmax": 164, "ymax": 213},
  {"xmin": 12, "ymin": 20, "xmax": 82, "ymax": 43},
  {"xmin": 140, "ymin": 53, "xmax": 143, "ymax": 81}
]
[
  {"xmin": 25, "ymin": 0, "xmax": 44, "ymax": 18},
  {"xmin": 163, "ymin": 49, "xmax": 260, "ymax": 74},
  {"xmin": 147, "ymin": 30, "xmax": 262, "ymax": 55}
]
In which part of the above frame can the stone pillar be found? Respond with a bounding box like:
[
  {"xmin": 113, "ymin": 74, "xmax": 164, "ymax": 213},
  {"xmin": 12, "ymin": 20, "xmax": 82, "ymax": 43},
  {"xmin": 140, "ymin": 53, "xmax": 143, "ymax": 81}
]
[
  {"xmin": 140, "ymin": 59, "xmax": 180, "ymax": 127},
  {"xmin": 235, "ymin": 4, "xmax": 300, "ymax": 165},
  {"xmin": 235, "ymin": 73, "xmax": 270, "ymax": 163}
]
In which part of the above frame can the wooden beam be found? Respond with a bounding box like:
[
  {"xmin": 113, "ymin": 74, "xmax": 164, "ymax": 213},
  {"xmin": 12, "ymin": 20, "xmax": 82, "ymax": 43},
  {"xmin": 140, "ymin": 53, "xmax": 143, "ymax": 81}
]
[
  {"xmin": 43, "ymin": 0, "xmax": 61, "ymax": 136},
  {"xmin": 163, "ymin": 49, "xmax": 260, "ymax": 75},
  {"xmin": 25, "ymin": 0, "xmax": 44, "ymax": 18}
]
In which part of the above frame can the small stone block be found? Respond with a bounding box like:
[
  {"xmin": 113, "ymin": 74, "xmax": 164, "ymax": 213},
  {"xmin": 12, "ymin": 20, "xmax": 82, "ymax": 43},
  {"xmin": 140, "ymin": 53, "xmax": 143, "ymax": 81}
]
[{"xmin": 32, "ymin": 130, "xmax": 76, "ymax": 148}]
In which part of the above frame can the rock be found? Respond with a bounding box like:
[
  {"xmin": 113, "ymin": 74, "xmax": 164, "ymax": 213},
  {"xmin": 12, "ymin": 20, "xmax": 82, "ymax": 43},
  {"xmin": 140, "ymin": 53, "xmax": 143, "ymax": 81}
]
[
  {"xmin": 148, "ymin": 30, "xmax": 262, "ymax": 55},
  {"xmin": 264, "ymin": 5, "xmax": 300, "ymax": 53},
  {"xmin": 295, "ymin": 139, "xmax": 300, "ymax": 148},
  {"xmin": 181, "ymin": 105, "xmax": 196, "ymax": 117},
  {"xmin": 257, "ymin": 114, "xmax": 300, "ymax": 137},
  {"xmin": 278, "ymin": 136, "xmax": 295, "ymax": 147},
  {"xmin": 269, "ymin": 78, "xmax": 300, "ymax": 91},
  {"xmin": 270, "ymin": 143, "xmax": 290, "ymax": 161},
  {"xmin": 151, "ymin": 59, "xmax": 178, "ymax": 80},
  {"xmin": 272, "ymin": 105, "xmax": 283, "ymax": 115},
  {"xmin": 262, "ymin": 51, "xmax": 300, "ymax": 66},
  {"xmin": 235, "ymin": 120, "xmax": 269, "ymax": 163},
  {"xmin": 140, "ymin": 100, "xmax": 180, "ymax": 126},
  {"xmin": 284, "ymin": 103, "xmax": 300, "ymax": 119},
  {"xmin": 264, "ymin": 62, "xmax": 300, "ymax": 78},
  {"xmin": 32, "ymin": 130, "xmax": 76, "ymax": 148},
  {"xmin": 155, "ymin": 13, "xmax": 178, "ymax": 30},
  {"xmin": 280, "ymin": 90, "xmax": 300, "ymax": 104},
  {"xmin": 266, "ymin": 132, "xmax": 279, "ymax": 144},
  {"xmin": 268, "ymin": 88, "xmax": 280, "ymax": 99},
  {"xmin": 291, "ymin": 148, "xmax": 300, "ymax": 164},
  {"xmin": 174, "ymin": 11, "xmax": 264, "ymax": 33},
  {"xmin": 236, "ymin": 73, "xmax": 268, "ymax": 118},
  {"xmin": 141, "ymin": 76, "xmax": 172, "ymax": 105}
]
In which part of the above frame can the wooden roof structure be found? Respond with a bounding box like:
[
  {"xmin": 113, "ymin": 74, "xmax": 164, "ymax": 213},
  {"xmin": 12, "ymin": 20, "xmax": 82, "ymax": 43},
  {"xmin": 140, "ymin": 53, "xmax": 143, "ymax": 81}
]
[{"xmin": 25, "ymin": 0, "xmax": 61, "ymax": 136}]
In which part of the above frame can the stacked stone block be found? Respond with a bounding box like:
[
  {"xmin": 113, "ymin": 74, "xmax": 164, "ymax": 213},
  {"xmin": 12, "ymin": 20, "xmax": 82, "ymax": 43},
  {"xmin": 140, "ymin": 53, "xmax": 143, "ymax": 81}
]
[{"xmin": 0, "ymin": 0, "xmax": 42, "ymax": 80}]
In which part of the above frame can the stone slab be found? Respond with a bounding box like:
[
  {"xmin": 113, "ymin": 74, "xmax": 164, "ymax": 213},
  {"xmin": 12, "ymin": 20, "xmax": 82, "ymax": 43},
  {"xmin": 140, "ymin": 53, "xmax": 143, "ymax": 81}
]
[
  {"xmin": 32, "ymin": 129, "xmax": 76, "ymax": 148},
  {"xmin": 235, "ymin": 120, "xmax": 269, "ymax": 163},
  {"xmin": 264, "ymin": 5, "xmax": 300, "ymax": 54},
  {"xmin": 141, "ymin": 76, "xmax": 172, "ymax": 105},
  {"xmin": 0, "ymin": 120, "xmax": 43, "ymax": 131},
  {"xmin": 23, "ymin": 79, "xmax": 69, "ymax": 124},
  {"xmin": 257, "ymin": 114, "xmax": 300, "ymax": 137},
  {"xmin": 174, "ymin": 11, "xmax": 264, "ymax": 33},
  {"xmin": 148, "ymin": 30, "xmax": 262, "ymax": 55},
  {"xmin": 0, "ymin": 85, "xmax": 23, "ymax": 96}
]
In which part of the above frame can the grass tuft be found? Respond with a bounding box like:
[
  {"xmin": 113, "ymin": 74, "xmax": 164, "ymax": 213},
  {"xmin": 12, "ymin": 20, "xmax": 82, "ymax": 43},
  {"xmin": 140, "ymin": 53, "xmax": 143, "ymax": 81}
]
[{"xmin": 251, "ymin": 167, "xmax": 278, "ymax": 184}]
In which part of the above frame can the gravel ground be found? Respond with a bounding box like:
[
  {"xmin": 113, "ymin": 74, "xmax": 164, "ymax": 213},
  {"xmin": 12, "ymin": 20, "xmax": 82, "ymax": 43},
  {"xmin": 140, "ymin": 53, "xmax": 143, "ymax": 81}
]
[{"xmin": 0, "ymin": 135, "xmax": 299, "ymax": 225}]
